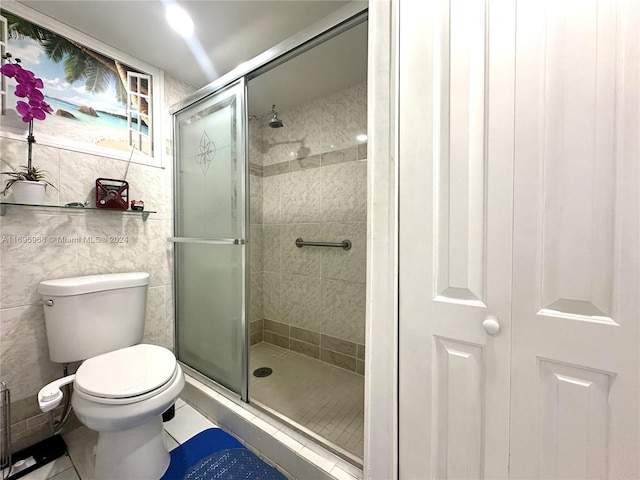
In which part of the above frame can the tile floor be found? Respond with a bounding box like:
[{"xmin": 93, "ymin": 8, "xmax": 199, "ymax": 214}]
[
  {"xmin": 4, "ymin": 399, "xmax": 217, "ymax": 480},
  {"xmin": 249, "ymin": 343, "xmax": 364, "ymax": 460}
]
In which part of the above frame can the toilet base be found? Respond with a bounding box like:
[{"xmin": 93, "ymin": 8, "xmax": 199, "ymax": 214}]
[{"xmin": 93, "ymin": 416, "xmax": 169, "ymax": 480}]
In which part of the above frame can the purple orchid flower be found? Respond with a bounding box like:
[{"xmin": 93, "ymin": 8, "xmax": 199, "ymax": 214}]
[
  {"xmin": 0, "ymin": 62, "xmax": 19, "ymax": 77},
  {"xmin": 1, "ymin": 56, "xmax": 52, "ymax": 123}
]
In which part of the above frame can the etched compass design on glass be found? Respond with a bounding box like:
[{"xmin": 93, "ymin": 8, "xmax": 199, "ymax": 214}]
[{"xmin": 195, "ymin": 129, "xmax": 217, "ymax": 175}]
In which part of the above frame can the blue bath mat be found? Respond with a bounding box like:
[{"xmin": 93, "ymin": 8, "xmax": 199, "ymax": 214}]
[
  {"xmin": 161, "ymin": 428, "xmax": 285, "ymax": 480},
  {"xmin": 162, "ymin": 428, "xmax": 243, "ymax": 479},
  {"xmin": 182, "ymin": 448, "xmax": 286, "ymax": 480}
]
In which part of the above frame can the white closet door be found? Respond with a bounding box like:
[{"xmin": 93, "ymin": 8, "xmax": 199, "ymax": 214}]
[
  {"xmin": 398, "ymin": 0, "xmax": 516, "ymax": 478},
  {"xmin": 509, "ymin": 0, "xmax": 640, "ymax": 478}
]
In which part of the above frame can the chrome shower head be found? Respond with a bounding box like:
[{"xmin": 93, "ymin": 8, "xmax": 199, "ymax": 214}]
[
  {"xmin": 268, "ymin": 105, "xmax": 283, "ymax": 128},
  {"xmin": 249, "ymin": 104, "xmax": 284, "ymax": 128},
  {"xmin": 268, "ymin": 113, "xmax": 283, "ymax": 128}
]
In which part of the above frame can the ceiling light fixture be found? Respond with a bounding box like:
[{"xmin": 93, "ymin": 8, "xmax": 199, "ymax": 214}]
[
  {"xmin": 161, "ymin": 0, "xmax": 216, "ymax": 81},
  {"xmin": 356, "ymin": 134, "xmax": 368, "ymax": 142},
  {"xmin": 165, "ymin": 3, "xmax": 194, "ymax": 38}
]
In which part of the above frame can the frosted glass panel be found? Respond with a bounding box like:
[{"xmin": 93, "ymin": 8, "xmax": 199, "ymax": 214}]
[
  {"xmin": 176, "ymin": 243, "xmax": 244, "ymax": 392},
  {"xmin": 175, "ymin": 85, "xmax": 243, "ymax": 239},
  {"xmin": 173, "ymin": 80, "xmax": 246, "ymax": 396}
]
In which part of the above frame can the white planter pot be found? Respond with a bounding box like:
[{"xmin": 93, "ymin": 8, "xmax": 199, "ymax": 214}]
[{"xmin": 11, "ymin": 180, "xmax": 47, "ymax": 205}]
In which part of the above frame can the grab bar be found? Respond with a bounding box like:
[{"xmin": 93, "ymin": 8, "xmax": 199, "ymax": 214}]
[{"xmin": 295, "ymin": 238, "xmax": 351, "ymax": 251}]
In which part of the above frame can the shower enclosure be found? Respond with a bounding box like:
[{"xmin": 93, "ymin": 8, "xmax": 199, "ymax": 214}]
[{"xmin": 171, "ymin": 6, "xmax": 367, "ymax": 465}]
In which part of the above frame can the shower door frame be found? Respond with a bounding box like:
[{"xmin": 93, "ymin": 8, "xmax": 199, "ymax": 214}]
[
  {"xmin": 171, "ymin": 3, "xmax": 368, "ymax": 404},
  {"xmin": 171, "ymin": 78, "xmax": 250, "ymax": 400}
]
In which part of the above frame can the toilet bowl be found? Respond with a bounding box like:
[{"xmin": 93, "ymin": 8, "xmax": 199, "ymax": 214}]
[
  {"xmin": 72, "ymin": 344, "xmax": 184, "ymax": 432},
  {"xmin": 71, "ymin": 345, "xmax": 184, "ymax": 479}
]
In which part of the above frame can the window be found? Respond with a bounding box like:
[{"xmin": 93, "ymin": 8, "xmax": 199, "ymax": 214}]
[{"xmin": 127, "ymin": 72, "xmax": 153, "ymax": 156}]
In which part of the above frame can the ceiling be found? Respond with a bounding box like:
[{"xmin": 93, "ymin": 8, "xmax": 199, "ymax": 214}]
[
  {"xmin": 14, "ymin": 0, "xmax": 368, "ymax": 114},
  {"xmin": 247, "ymin": 19, "xmax": 367, "ymax": 115}
]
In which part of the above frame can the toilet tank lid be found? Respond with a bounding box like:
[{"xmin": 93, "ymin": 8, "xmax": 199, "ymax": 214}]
[{"xmin": 38, "ymin": 272, "xmax": 150, "ymax": 296}]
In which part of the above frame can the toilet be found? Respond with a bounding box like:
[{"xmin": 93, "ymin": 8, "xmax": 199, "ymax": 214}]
[{"xmin": 37, "ymin": 272, "xmax": 184, "ymax": 480}]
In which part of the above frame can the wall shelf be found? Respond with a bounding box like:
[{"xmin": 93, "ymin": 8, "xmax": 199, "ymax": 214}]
[{"xmin": 0, "ymin": 202, "xmax": 155, "ymax": 221}]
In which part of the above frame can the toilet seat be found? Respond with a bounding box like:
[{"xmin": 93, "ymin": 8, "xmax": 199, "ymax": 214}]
[{"xmin": 74, "ymin": 344, "xmax": 178, "ymax": 405}]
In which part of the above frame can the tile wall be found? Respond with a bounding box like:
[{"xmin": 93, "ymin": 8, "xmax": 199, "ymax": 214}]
[
  {"xmin": 0, "ymin": 73, "xmax": 196, "ymax": 454},
  {"xmin": 249, "ymin": 82, "xmax": 367, "ymax": 375}
]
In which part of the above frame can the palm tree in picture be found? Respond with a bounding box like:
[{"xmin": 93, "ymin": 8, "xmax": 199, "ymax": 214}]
[{"xmin": 1, "ymin": 9, "xmax": 149, "ymax": 122}]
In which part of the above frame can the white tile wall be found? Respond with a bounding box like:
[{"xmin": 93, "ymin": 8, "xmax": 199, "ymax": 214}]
[{"xmin": 255, "ymin": 83, "xmax": 367, "ymax": 346}]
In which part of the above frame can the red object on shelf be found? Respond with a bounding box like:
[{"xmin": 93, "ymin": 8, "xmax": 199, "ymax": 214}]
[{"xmin": 95, "ymin": 178, "xmax": 129, "ymax": 210}]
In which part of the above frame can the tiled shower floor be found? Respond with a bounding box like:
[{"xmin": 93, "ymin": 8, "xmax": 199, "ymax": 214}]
[{"xmin": 249, "ymin": 342, "xmax": 364, "ymax": 461}]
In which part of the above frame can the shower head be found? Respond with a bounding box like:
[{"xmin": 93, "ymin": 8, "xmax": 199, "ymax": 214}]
[
  {"xmin": 250, "ymin": 104, "xmax": 284, "ymax": 128},
  {"xmin": 268, "ymin": 112, "xmax": 283, "ymax": 129}
]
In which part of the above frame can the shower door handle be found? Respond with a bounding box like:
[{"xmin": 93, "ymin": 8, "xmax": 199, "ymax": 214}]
[{"xmin": 167, "ymin": 237, "xmax": 246, "ymax": 245}]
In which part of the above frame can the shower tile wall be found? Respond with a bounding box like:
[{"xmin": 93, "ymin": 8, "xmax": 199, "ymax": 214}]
[
  {"xmin": 249, "ymin": 82, "xmax": 367, "ymax": 375},
  {"xmin": 0, "ymin": 73, "xmax": 196, "ymax": 454}
]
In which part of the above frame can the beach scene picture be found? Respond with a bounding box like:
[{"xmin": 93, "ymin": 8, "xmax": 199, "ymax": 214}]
[{"xmin": 1, "ymin": 10, "xmax": 152, "ymax": 156}]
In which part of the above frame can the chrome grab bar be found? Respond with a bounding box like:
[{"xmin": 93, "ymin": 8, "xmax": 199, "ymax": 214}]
[{"xmin": 295, "ymin": 238, "xmax": 351, "ymax": 251}]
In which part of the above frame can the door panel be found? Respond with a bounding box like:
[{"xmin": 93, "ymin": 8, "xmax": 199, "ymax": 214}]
[
  {"xmin": 175, "ymin": 85, "xmax": 244, "ymax": 240},
  {"xmin": 433, "ymin": 338, "xmax": 484, "ymax": 479},
  {"xmin": 536, "ymin": 360, "xmax": 611, "ymax": 480},
  {"xmin": 434, "ymin": 0, "xmax": 488, "ymax": 306},
  {"xmin": 509, "ymin": 0, "xmax": 639, "ymax": 477},
  {"xmin": 175, "ymin": 243, "xmax": 244, "ymax": 392},
  {"xmin": 172, "ymin": 79, "xmax": 248, "ymax": 397},
  {"xmin": 398, "ymin": 0, "xmax": 515, "ymax": 478},
  {"xmin": 535, "ymin": 0, "xmax": 617, "ymax": 322}
]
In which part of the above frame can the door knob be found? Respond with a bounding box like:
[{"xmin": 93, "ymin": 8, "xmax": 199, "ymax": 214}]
[{"xmin": 482, "ymin": 315, "xmax": 501, "ymax": 336}]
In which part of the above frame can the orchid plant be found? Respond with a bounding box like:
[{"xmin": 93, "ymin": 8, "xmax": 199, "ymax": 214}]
[
  {"xmin": 1, "ymin": 54, "xmax": 53, "ymax": 122},
  {"xmin": 0, "ymin": 53, "xmax": 56, "ymax": 194}
]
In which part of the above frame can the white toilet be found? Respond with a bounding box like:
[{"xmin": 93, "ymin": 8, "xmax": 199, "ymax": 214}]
[{"xmin": 37, "ymin": 272, "xmax": 184, "ymax": 480}]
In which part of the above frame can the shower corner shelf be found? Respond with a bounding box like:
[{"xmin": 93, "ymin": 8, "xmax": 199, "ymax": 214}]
[{"xmin": 0, "ymin": 202, "xmax": 156, "ymax": 221}]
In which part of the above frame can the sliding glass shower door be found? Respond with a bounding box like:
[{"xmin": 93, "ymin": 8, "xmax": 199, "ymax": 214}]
[{"xmin": 172, "ymin": 79, "xmax": 247, "ymax": 397}]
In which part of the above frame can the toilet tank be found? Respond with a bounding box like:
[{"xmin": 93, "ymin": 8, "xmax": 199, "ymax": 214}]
[{"xmin": 38, "ymin": 272, "xmax": 150, "ymax": 363}]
